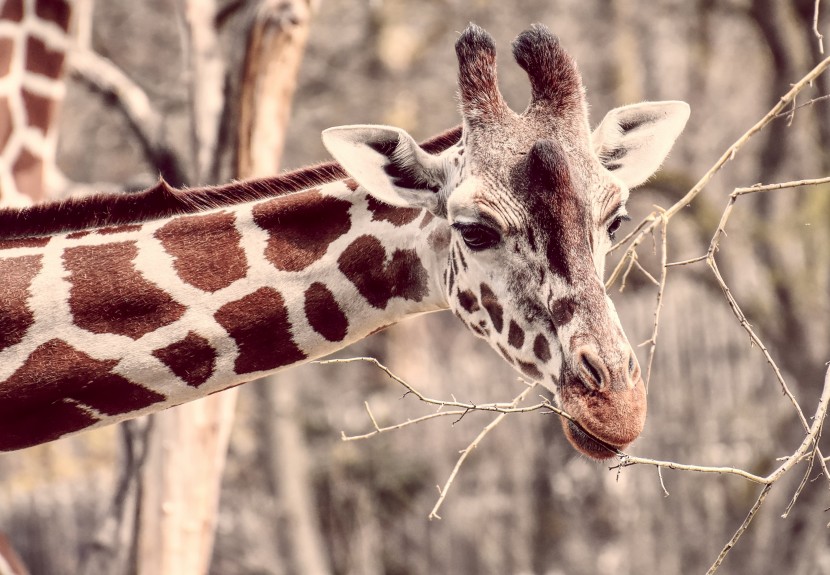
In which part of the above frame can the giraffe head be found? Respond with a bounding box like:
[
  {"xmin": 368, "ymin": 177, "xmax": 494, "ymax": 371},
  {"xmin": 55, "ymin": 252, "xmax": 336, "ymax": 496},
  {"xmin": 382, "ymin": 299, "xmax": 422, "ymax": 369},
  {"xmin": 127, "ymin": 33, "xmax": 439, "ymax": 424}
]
[{"xmin": 323, "ymin": 24, "xmax": 689, "ymax": 459}]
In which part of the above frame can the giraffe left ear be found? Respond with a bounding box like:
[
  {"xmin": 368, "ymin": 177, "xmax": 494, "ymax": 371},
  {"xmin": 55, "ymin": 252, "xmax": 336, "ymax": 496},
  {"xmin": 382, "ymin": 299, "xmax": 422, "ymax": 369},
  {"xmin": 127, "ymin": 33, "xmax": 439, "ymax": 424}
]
[
  {"xmin": 592, "ymin": 101, "xmax": 690, "ymax": 189},
  {"xmin": 322, "ymin": 125, "xmax": 447, "ymax": 213}
]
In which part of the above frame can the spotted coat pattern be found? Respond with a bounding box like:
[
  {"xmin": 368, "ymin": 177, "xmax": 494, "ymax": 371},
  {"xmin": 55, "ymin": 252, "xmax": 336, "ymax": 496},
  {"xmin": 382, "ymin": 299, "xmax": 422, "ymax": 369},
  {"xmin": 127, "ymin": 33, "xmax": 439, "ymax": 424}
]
[
  {"xmin": 0, "ymin": 178, "xmax": 452, "ymax": 450},
  {"xmin": 0, "ymin": 0, "xmax": 72, "ymax": 205}
]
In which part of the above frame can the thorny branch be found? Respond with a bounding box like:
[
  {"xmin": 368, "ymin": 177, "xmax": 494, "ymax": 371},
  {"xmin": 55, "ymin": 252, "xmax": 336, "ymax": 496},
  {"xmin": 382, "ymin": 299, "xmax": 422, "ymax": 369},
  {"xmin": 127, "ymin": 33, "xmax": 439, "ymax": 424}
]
[
  {"xmin": 326, "ymin": 51, "xmax": 830, "ymax": 573},
  {"xmin": 601, "ymin": 50, "xmax": 830, "ymax": 570}
]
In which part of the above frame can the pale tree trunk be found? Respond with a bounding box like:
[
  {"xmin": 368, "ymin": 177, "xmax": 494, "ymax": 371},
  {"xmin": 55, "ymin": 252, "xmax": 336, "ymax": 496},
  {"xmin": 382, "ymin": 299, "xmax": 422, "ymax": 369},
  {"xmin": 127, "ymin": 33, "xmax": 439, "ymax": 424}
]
[
  {"xmin": 137, "ymin": 397, "xmax": 237, "ymax": 575},
  {"xmin": 136, "ymin": 2, "xmax": 319, "ymax": 575},
  {"xmin": 242, "ymin": 1, "xmax": 331, "ymax": 573},
  {"xmin": 257, "ymin": 376, "xmax": 332, "ymax": 575},
  {"xmin": 134, "ymin": 1, "xmax": 235, "ymax": 572}
]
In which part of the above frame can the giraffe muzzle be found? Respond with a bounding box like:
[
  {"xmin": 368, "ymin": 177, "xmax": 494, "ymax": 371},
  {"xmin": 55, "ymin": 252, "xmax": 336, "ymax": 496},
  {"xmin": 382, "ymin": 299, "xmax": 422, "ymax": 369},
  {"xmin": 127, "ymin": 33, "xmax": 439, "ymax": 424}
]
[{"xmin": 558, "ymin": 344, "xmax": 647, "ymax": 460}]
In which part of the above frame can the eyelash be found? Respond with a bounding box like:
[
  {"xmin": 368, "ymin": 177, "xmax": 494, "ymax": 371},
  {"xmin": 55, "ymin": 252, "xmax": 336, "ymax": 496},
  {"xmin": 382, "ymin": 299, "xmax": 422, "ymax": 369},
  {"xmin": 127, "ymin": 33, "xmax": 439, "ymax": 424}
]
[{"xmin": 451, "ymin": 222, "xmax": 502, "ymax": 251}]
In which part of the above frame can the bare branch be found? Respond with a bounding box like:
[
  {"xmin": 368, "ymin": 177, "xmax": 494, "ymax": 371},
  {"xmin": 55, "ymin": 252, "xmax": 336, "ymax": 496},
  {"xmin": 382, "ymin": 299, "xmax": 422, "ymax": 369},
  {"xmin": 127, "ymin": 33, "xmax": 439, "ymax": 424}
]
[
  {"xmin": 69, "ymin": 50, "xmax": 164, "ymax": 156},
  {"xmin": 643, "ymin": 214, "xmax": 669, "ymax": 390},
  {"xmin": 732, "ymin": 175, "xmax": 830, "ymax": 195},
  {"xmin": 340, "ymin": 407, "xmax": 471, "ymax": 441},
  {"xmin": 615, "ymin": 365, "xmax": 830, "ymax": 487},
  {"xmin": 179, "ymin": 0, "xmax": 226, "ymax": 182},
  {"xmin": 316, "ymin": 357, "xmax": 555, "ymax": 416},
  {"xmin": 706, "ymin": 485, "xmax": 773, "ymax": 574},
  {"xmin": 428, "ymin": 384, "xmax": 537, "ymax": 520},
  {"xmin": 608, "ymin": 53, "xmax": 830, "ymax": 271},
  {"xmin": 68, "ymin": 49, "xmax": 187, "ymax": 186}
]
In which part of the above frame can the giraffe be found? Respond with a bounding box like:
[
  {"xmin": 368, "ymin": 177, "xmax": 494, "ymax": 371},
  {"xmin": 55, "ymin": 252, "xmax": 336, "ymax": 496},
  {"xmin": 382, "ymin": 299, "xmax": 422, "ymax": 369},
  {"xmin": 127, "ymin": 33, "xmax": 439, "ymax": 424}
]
[
  {"xmin": 0, "ymin": 23, "xmax": 689, "ymax": 459},
  {"xmin": 0, "ymin": 0, "xmax": 72, "ymax": 207}
]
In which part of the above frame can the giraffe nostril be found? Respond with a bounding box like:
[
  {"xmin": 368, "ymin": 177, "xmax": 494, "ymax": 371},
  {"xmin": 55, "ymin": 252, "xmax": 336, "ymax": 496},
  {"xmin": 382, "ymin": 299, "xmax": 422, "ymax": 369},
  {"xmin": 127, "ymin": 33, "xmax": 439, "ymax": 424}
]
[
  {"xmin": 627, "ymin": 352, "xmax": 641, "ymax": 381},
  {"xmin": 578, "ymin": 350, "xmax": 604, "ymax": 390}
]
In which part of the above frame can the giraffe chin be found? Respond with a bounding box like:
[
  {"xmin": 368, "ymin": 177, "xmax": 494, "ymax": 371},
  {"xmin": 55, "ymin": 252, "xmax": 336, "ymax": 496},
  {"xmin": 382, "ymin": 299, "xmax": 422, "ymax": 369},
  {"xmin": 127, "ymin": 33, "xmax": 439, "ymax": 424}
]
[{"xmin": 562, "ymin": 419, "xmax": 627, "ymax": 460}]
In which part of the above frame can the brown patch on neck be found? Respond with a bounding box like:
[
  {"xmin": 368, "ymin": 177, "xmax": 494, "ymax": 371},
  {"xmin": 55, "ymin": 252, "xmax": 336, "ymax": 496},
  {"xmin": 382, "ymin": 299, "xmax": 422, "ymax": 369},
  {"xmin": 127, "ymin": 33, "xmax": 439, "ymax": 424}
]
[
  {"xmin": 0, "ymin": 339, "xmax": 165, "ymax": 451},
  {"xmin": 457, "ymin": 289, "xmax": 479, "ymax": 313},
  {"xmin": 366, "ymin": 196, "xmax": 422, "ymax": 226},
  {"xmin": 479, "ymin": 283, "xmax": 503, "ymax": 333},
  {"xmin": 98, "ymin": 224, "xmax": 143, "ymax": 235},
  {"xmin": 507, "ymin": 320, "xmax": 525, "ymax": 348},
  {"xmin": 0, "ymin": 255, "xmax": 42, "ymax": 352},
  {"xmin": 304, "ymin": 282, "xmax": 348, "ymax": 342},
  {"xmin": 214, "ymin": 287, "xmax": 306, "ymax": 374},
  {"xmin": 533, "ymin": 333, "xmax": 551, "ymax": 362},
  {"xmin": 0, "ymin": 126, "xmax": 462, "ymax": 241},
  {"xmin": 63, "ymin": 242, "xmax": 186, "ymax": 339},
  {"xmin": 22, "ymin": 88, "xmax": 53, "ymax": 134},
  {"xmin": 155, "ymin": 211, "xmax": 248, "ymax": 292},
  {"xmin": 35, "ymin": 0, "xmax": 71, "ymax": 31},
  {"xmin": 517, "ymin": 359, "xmax": 543, "ymax": 380},
  {"xmin": 153, "ymin": 332, "xmax": 217, "ymax": 388},
  {"xmin": 337, "ymin": 235, "xmax": 429, "ymax": 309},
  {"xmin": 0, "ymin": 236, "xmax": 49, "ymax": 250},
  {"xmin": 253, "ymin": 189, "xmax": 352, "ymax": 272}
]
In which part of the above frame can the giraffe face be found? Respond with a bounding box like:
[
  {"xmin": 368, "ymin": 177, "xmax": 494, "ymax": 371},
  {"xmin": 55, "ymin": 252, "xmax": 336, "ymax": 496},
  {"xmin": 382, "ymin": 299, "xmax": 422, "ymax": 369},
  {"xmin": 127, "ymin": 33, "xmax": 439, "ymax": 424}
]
[{"xmin": 324, "ymin": 24, "xmax": 689, "ymax": 459}]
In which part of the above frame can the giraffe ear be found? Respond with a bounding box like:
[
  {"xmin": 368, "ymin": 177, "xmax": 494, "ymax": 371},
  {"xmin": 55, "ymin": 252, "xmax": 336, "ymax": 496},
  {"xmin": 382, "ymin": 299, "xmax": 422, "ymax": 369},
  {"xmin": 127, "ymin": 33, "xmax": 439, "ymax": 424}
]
[
  {"xmin": 322, "ymin": 125, "xmax": 447, "ymax": 213},
  {"xmin": 592, "ymin": 101, "xmax": 690, "ymax": 189}
]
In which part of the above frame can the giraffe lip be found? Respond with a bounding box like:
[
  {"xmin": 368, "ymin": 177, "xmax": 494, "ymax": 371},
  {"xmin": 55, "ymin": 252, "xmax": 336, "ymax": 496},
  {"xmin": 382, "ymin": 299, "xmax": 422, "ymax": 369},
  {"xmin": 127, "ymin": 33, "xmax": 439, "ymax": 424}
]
[{"xmin": 562, "ymin": 419, "xmax": 627, "ymax": 460}]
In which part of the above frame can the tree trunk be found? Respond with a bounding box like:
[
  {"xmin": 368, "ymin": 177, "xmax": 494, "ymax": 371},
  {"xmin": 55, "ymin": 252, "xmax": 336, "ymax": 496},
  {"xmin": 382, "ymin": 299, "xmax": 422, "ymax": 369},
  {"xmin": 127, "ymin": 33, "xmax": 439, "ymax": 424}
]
[{"xmin": 136, "ymin": 2, "xmax": 319, "ymax": 574}]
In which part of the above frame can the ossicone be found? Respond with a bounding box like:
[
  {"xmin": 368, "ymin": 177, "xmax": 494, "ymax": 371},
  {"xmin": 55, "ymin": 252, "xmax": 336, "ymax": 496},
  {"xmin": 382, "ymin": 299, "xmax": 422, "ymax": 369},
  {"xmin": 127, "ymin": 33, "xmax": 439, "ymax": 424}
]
[
  {"xmin": 455, "ymin": 23, "xmax": 509, "ymax": 126},
  {"xmin": 511, "ymin": 23, "xmax": 584, "ymax": 117}
]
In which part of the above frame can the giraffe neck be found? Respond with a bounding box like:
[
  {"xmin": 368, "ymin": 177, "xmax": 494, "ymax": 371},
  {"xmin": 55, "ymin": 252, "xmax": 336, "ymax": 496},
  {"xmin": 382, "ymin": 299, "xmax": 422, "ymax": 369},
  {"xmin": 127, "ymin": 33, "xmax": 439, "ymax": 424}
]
[
  {"xmin": 0, "ymin": 0, "xmax": 72, "ymax": 206},
  {"xmin": 0, "ymin": 176, "xmax": 451, "ymax": 450}
]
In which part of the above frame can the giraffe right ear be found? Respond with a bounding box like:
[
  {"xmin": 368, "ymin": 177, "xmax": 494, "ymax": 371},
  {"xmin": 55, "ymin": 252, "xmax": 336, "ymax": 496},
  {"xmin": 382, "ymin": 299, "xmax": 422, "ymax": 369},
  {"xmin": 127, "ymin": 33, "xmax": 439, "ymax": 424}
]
[{"xmin": 322, "ymin": 125, "xmax": 447, "ymax": 213}]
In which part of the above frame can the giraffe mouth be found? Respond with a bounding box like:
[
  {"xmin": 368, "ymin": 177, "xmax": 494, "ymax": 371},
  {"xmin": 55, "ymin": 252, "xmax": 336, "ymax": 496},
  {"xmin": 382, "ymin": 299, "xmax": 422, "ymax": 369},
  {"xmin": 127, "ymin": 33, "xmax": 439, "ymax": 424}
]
[{"xmin": 561, "ymin": 419, "xmax": 627, "ymax": 460}]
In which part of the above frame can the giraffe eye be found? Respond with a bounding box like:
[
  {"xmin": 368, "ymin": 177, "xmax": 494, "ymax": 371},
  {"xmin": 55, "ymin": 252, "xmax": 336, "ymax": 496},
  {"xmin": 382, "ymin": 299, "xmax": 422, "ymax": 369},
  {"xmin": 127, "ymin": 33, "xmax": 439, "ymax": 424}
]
[
  {"xmin": 607, "ymin": 214, "xmax": 630, "ymax": 240},
  {"xmin": 452, "ymin": 222, "xmax": 501, "ymax": 251}
]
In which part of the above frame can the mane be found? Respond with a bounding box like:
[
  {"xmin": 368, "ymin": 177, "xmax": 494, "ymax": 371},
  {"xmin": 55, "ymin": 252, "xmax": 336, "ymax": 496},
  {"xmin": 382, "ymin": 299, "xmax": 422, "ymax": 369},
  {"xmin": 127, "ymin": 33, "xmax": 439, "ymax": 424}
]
[{"xmin": 0, "ymin": 126, "xmax": 462, "ymax": 240}]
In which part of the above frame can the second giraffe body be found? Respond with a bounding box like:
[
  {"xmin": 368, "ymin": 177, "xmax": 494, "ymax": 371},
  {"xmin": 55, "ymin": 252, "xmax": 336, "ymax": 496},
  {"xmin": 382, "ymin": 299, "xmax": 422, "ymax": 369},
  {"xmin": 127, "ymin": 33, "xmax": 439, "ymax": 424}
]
[{"xmin": 0, "ymin": 24, "xmax": 689, "ymax": 458}]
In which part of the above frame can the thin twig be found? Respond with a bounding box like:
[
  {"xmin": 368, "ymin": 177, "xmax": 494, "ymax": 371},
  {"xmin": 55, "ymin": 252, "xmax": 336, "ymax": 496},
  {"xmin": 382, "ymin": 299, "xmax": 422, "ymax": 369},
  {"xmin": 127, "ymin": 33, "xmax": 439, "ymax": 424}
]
[
  {"xmin": 606, "ymin": 212, "xmax": 658, "ymax": 289},
  {"xmin": 732, "ymin": 175, "xmax": 830, "ymax": 196},
  {"xmin": 665, "ymin": 254, "xmax": 708, "ymax": 267},
  {"xmin": 608, "ymin": 212, "xmax": 656, "ymax": 254},
  {"xmin": 706, "ymin": 181, "xmax": 830, "ymax": 482},
  {"xmin": 341, "ymin": 407, "xmax": 471, "ymax": 441},
  {"xmin": 632, "ymin": 258, "xmax": 661, "ymax": 287},
  {"xmin": 428, "ymin": 384, "xmax": 537, "ymax": 520},
  {"xmin": 781, "ymin": 450, "xmax": 817, "ymax": 519},
  {"xmin": 643, "ymin": 214, "xmax": 669, "ymax": 390},
  {"xmin": 316, "ymin": 357, "xmax": 555, "ymax": 416},
  {"xmin": 815, "ymin": 0, "xmax": 825, "ymax": 55},
  {"xmin": 706, "ymin": 485, "xmax": 773, "ymax": 574},
  {"xmin": 609, "ymin": 53, "xmax": 830, "ymax": 278},
  {"xmin": 616, "ymin": 366, "xmax": 830, "ymax": 486},
  {"xmin": 772, "ymin": 94, "xmax": 830, "ymax": 119}
]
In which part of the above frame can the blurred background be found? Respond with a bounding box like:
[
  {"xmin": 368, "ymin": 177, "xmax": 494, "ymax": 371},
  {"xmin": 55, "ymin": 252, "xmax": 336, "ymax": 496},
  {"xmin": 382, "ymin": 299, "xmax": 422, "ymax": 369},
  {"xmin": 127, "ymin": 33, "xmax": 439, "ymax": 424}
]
[{"xmin": 1, "ymin": 0, "xmax": 829, "ymax": 573}]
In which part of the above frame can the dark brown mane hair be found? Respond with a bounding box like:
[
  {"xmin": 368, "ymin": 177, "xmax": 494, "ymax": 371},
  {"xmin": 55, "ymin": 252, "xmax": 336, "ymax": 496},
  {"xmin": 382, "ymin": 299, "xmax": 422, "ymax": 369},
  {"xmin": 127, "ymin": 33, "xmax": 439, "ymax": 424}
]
[{"xmin": 0, "ymin": 126, "xmax": 462, "ymax": 240}]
